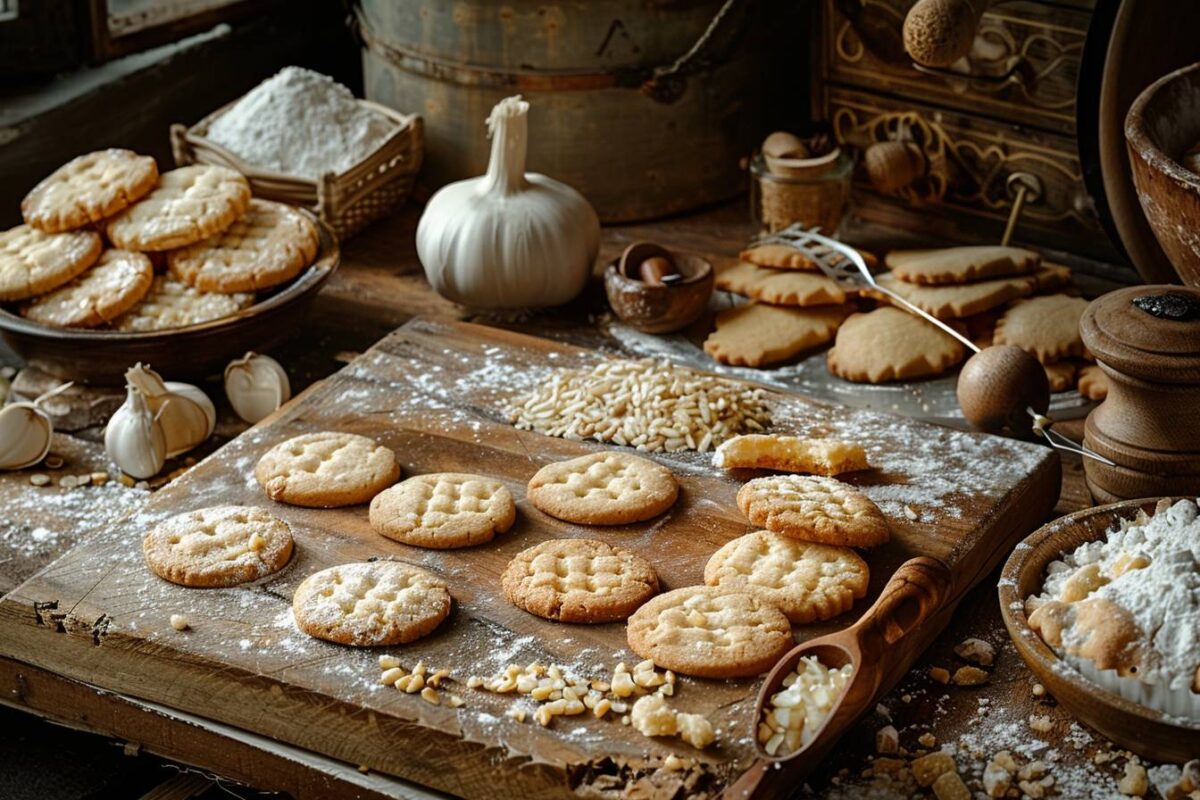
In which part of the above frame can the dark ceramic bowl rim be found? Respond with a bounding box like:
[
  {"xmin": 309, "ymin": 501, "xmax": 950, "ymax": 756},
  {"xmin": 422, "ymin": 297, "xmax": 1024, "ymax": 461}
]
[
  {"xmin": 0, "ymin": 215, "xmax": 339, "ymax": 343},
  {"xmin": 1126, "ymin": 60, "xmax": 1200, "ymax": 194}
]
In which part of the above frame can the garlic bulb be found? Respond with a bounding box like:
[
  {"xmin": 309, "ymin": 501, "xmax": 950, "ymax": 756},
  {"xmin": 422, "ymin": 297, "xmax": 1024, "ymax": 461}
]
[
  {"xmin": 0, "ymin": 402, "xmax": 53, "ymax": 470},
  {"xmin": 224, "ymin": 352, "xmax": 291, "ymax": 423},
  {"xmin": 124, "ymin": 364, "xmax": 214, "ymax": 457},
  {"xmin": 416, "ymin": 95, "xmax": 600, "ymax": 309},
  {"xmin": 105, "ymin": 385, "xmax": 166, "ymax": 479}
]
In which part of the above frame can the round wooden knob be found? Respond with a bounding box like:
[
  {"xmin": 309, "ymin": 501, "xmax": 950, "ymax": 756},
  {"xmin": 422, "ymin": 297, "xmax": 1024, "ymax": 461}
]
[
  {"xmin": 864, "ymin": 141, "xmax": 926, "ymax": 195},
  {"xmin": 903, "ymin": 0, "xmax": 987, "ymax": 68},
  {"xmin": 956, "ymin": 345, "xmax": 1049, "ymax": 435}
]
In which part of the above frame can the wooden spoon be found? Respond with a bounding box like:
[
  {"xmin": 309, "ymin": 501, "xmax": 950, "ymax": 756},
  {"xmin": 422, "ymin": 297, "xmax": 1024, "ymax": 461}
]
[{"xmin": 726, "ymin": 557, "xmax": 952, "ymax": 799}]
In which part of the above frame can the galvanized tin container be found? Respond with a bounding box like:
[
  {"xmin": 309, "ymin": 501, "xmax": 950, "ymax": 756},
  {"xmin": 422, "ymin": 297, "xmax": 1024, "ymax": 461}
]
[{"xmin": 358, "ymin": 0, "xmax": 765, "ymax": 222}]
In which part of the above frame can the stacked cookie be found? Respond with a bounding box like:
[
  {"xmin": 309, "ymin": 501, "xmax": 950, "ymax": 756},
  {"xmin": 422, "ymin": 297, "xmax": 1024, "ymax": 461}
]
[
  {"xmin": 4, "ymin": 149, "xmax": 319, "ymax": 332},
  {"xmin": 704, "ymin": 243, "xmax": 868, "ymax": 367}
]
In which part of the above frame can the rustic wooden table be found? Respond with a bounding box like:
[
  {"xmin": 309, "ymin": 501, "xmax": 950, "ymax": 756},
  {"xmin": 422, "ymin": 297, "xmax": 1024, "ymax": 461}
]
[{"xmin": 0, "ymin": 204, "xmax": 1161, "ymax": 799}]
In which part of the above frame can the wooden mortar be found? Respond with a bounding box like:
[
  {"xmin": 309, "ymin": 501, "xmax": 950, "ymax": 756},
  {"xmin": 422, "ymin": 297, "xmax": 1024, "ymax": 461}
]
[
  {"xmin": 603, "ymin": 242, "xmax": 713, "ymax": 334},
  {"xmin": 1080, "ymin": 285, "xmax": 1200, "ymax": 502}
]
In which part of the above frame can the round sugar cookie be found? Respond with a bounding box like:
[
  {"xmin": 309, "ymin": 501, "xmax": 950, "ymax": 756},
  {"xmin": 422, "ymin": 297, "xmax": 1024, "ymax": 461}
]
[
  {"xmin": 112, "ymin": 276, "xmax": 254, "ymax": 332},
  {"xmin": 704, "ymin": 531, "xmax": 868, "ymax": 623},
  {"xmin": 21, "ymin": 249, "xmax": 153, "ymax": 328},
  {"xmin": 993, "ymin": 294, "xmax": 1091, "ymax": 363},
  {"xmin": 255, "ymin": 431, "xmax": 400, "ymax": 508},
  {"xmin": 736, "ymin": 475, "xmax": 890, "ymax": 547},
  {"xmin": 143, "ymin": 505, "xmax": 293, "ymax": 588},
  {"xmin": 167, "ymin": 198, "xmax": 319, "ymax": 293},
  {"xmin": 626, "ymin": 585, "xmax": 793, "ymax": 678},
  {"xmin": 369, "ymin": 472, "xmax": 516, "ymax": 549},
  {"xmin": 292, "ymin": 561, "xmax": 451, "ymax": 647},
  {"xmin": 22, "ymin": 149, "xmax": 158, "ymax": 233},
  {"xmin": 526, "ymin": 452, "xmax": 678, "ymax": 525},
  {"xmin": 0, "ymin": 224, "xmax": 102, "ymax": 301},
  {"xmin": 826, "ymin": 306, "xmax": 964, "ymax": 383},
  {"xmin": 502, "ymin": 538, "xmax": 659, "ymax": 623},
  {"xmin": 106, "ymin": 165, "xmax": 251, "ymax": 251}
]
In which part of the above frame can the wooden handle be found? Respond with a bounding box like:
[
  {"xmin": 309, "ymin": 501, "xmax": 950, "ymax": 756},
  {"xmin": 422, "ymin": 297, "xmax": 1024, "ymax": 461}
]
[
  {"xmin": 903, "ymin": 0, "xmax": 989, "ymax": 68},
  {"xmin": 856, "ymin": 557, "xmax": 951, "ymax": 655}
]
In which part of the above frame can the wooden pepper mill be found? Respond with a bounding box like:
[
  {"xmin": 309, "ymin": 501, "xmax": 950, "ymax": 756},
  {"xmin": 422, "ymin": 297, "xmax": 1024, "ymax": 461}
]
[{"xmin": 1080, "ymin": 285, "xmax": 1200, "ymax": 502}]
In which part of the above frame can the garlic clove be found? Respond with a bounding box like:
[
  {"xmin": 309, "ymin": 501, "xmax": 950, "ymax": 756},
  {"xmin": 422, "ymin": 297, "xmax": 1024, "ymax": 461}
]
[
  {"xmin": 0, "ymin": 402, "xmax": 53, "ymax": 470},
  {"xmin": 123, "ymin": 363, "xmax": 213, "ymax": 457},
  {"xmin": 105, "ymin": 386, "xmax": 166, "ymax": 480},
  {"xmin": 164, "ymin": 380, "xmax": 216, "ymax": 452},
  {"xmin": 224, "ymin": 352, "xmax": 291, "ymax": 423}
]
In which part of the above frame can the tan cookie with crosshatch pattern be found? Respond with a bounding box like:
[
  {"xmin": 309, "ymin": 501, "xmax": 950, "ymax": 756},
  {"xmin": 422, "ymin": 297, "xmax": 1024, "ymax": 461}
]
[
  {"xmin": 112, "ymin": 276, "xmax": 254, "ymax": 332},
  {"xmin": 713, "ymin": 434, "xmax": 869, "ymax": 476},
  {"xmin": 0, "ymin": 224, "xmax": 101, "ymax": 301},
  {"xmin": 739, "ymin": 242, "xmax": 878, "ymax": 272},
  {"xmin": 626, "ymin": 585, "xmax": 793, "ymax": 678},
  {"xmin": 716, "ymin": 261, "xmax": 848, "ymax": 307},
  {"xmin": 106, "ymin": 165, "xmax": 251, "ymax": 251},
  {"xmin": 21, "ymin": 249, "xmax": 153, "ymax": 328},
  {"xmin": 737, "ymin": 475, "xmax": 890, "ymax": 547},
  {"xmin": 255, "ymin": 431, "xmax": 400, "ymax": 508},
  {"xmin": 502, "ymin": 538, "xmax": 659, "ymax": 623},
  {"xmin": 704, "ymin": 530, "xmax": 868, "ymax": 623},
  {"xmin": 22, "ymin": 149, "xmax": 159, "ymax": 233},
  {"xmin": 369, "ymin": 472, "xmax": 516, "ymax": 549},
  {"xmin": 143, "ymin": 505, "xmax": 294, "ymax": 588},
  {"xmin": 168, "ymin": 199, "xmax": 319, "ymax": 293},
  {"xmin": 292, "ymin": 561, "xmax": 451, "ymax": 647},
  {"xmin": 527, "ymin": 452, "xmax": 678, "ymax": 525}
]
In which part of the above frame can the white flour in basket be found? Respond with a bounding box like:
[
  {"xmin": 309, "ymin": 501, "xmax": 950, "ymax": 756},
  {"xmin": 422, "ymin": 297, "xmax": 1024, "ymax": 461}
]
[{"xmin": 206, "ymin": 66, "xmax": 396, "ymax": 179}]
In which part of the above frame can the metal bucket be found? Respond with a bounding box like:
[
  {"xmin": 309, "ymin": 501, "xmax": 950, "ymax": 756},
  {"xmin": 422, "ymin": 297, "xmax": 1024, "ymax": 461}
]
[{"xmin": 358, "ymin": 0, "xmax": 765, "ymax": 222}]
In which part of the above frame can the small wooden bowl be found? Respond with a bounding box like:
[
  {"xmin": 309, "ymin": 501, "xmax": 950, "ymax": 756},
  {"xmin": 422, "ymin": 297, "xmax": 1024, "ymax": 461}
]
[
  {"xmin": 0, "ymin": 216, "xmax": 339, "ymax": 384},
  {"xmin": 999, "ymin": 497, "xmax": 1200, "ymax": 762},
  {"xmin": 603, "ymin": 242, "xmax": 713, "ymax": 334},
  {"xmin": 1125, "ymin": 60, "xmax": 1200, "ymax": 287}
]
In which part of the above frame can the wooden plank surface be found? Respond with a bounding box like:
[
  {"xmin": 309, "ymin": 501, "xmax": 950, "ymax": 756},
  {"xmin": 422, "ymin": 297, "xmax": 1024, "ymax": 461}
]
[{"xmin": 0, "ymin": 317, "xmax": 1059, "ymax": 798}]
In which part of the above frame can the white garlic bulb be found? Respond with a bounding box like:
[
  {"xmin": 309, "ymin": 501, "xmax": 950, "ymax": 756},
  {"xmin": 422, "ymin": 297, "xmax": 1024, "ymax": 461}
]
[
  {"xmin": 124, "ymin": 364, "xmax": 214, "ymax": 457},
  {"xmin": 416, "ymin": 95, "xmax": 600, "ymax": 309},
  {"xmin": 105, "ymin": 385, "xmax": 166, "ymax": 479},
  {"xmin": 224, "ymin": 352, "xmax": 291, "ymax": 423},
  {"xmin": 0, "ymin": 402, "xmax": 53, "ymax": 470}
]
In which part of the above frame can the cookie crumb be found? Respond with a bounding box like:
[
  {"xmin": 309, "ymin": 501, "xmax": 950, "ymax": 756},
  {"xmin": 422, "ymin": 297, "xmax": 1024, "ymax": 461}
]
[
  {"xmin": 932, "ymin": 770, "xmax": 970, "ymax": 800},
  {"xmin": 1031, "ymin": 682, "xmax": 1046, "ymax": 697},
  {"xmin": 1029, "ymin": 714, "xmax": 1053, "ymax": 733},
  {"xmin": 1118, "ymin": 761, "xmax": 1148, "ymax": 797},
  {"xmin": 29, "ymin": 474, "xmax": 49, "ymax": 486},
  {"xmin": 953, "ymin": 637, "xmax": 995, "ymax": 666},
  {"xmin": 952, "ymin": 666, "xmax": 989, "ymax": 686},
  {"xmin": 911, "ymin": 751, "xmax": 956, "ymax": 786},
  {"xmin": 875, "ymin": 724, "xmax": 898, "ymax": 754},
  {"xmin": 918, "ymin": 732, "xmax": 937, "ymax": 748},
  {"xmin": 929, "ymin": 666, "xmax": 950, "ymax": 684},
  {"xmin": 169, "ymin": 614, "xmax": 189, "ymax": 631}
]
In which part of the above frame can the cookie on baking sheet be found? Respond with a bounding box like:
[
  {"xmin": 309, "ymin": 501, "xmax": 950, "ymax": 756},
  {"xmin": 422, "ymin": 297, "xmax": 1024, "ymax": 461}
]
[
  {"xmin": 869, "ymin": 270, "xmax": 1046, "ymax": 319},
  {"xmin": 526, "ymin": 452, "xmax": 678, "ymax": 525},
  {"xmin": 502, "ymin": 538, "xmax": 659, "ymax": 623},
  {"xmin": 1077, "ymin": 364, "xmax": 1108, "ymax": 401},
  {"xmin": 106, "ymin": 165, "xmax": 251, "ymax": 251},
  {"xmin": 1043, "ymin": 360, "xmax": 1077, "ymax": 393},
  {"xmin": 993, "ymin": 294, "xmax": 1091, "ymax": 363},
  {"xmin": 739, "ymin": 242, "xmax": 877, "ymax": 272},
  {"xmin": 21, "ymin": 249, "xmax": 153, "ymax": 328},
  {"xmin": 716, "ymin": 261, "xmax": 847, "ymax": 307},
  {"xmin": 143, "ymin": 505, "xmax": 294, "ymax": 588},
  {"xmin": 737, "ymin": 474, "xmax": 890, "ymax": 547},
  {"xmin": 703, "ymin": 303, "xmax": 851, "ymax": 367},
  {"xmin": 704, "ymin": 530, "xmax": 869, "ymax": 623},
  {"xmin": 827, "ymin": 307, "xmax": 964, "ymax": 383},
  {"xmin": 21, "ymin": 149, "xmax": 158, "ymax": 233},
  {"xmin": 885, "ymin": 246, "xmax": 1040, "ymax": 285},
  {"xmin": 111, "ymin": 276, "xmax": 254, "ymax": 332},
  {"xmin": 626, "ymin": 585, "xmax": 793, "ymax": 678},
  {"xmin": 713, "ymin": 434, "xmax": 869, "ymax": 476},
  {"xmin": 0, "ymin": 224, "xmax": 102, "ymax": 301},
  {"xmin": 292, "ymin": 561, "xmax": 451, "ymax": 647},
  {"xmin": 369, "ymin": 472, "xmax": 516, "ymax": 549},
  {"xmin": 168, "ymin": 199, "xmax": 319, "ymax": 293},
  {"xmin": 255, "ymin": 431, "xmax": 401, "ymax": 508}
]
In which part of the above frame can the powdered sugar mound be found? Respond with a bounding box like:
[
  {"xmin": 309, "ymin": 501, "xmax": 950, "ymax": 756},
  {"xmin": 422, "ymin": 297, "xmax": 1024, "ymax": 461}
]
[{"xmin": 206, "ymin": 67, "xmax": 397, "ymax": 179}]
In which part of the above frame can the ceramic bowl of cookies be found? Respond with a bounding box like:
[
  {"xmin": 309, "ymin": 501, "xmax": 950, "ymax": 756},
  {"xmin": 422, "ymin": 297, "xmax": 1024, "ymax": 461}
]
[
  {"xmin": 999, "ymin": 497, "xmax": 1200, "ymax": 762},
  {"xmin": 0, "ymin": 217, "xmax": 337, "ymax": 382}
]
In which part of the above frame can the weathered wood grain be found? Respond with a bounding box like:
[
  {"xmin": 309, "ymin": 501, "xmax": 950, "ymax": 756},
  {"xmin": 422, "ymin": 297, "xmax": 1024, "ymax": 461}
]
[{"xmin": 0, "ymin": 318, "xmax": 1059, "ymax": 798}]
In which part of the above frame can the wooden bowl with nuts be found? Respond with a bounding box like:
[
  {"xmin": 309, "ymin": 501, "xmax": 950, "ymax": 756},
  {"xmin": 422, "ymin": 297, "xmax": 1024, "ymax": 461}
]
[{"xmin": 603, "ymin": 242, "xmax": 713, "ymax": 334}]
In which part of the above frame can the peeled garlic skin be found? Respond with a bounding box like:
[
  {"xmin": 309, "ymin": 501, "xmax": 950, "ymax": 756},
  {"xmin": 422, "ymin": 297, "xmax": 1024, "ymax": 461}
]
[
  {"xmin": 224, "ymin": 352, "xmax": 291, "ymax": 424},
  {"xmin": 106, "ymin": 388, "xmax": 166, "ymax": 479},
  {"xmin": 0, "ymin": 403, "xmax": 53, "ymax": 470},
  {"xmin": 163, "ymin": 381, "xmax": 216, "ymax": 455}
]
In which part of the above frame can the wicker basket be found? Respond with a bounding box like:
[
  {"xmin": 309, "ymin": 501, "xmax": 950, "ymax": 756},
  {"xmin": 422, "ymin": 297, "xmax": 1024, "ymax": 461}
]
[{"xmin": 171, "ymin": 100, "xmax": 422, "ymax": 240}]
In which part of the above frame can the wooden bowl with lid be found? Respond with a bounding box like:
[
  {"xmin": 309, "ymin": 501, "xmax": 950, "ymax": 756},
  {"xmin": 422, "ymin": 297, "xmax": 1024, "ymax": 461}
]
[
  {"xmin": 999, "ymin": 497, "xmax": 1200, "ymax": 762},
  {"xmin": 0, "ymin": 215, "xmax": 339, "ymax": 384}
]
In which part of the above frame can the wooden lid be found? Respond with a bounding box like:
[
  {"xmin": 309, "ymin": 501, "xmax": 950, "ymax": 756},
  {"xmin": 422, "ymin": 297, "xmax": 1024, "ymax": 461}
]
[{"xmin": 1080, "ymin": 285, "xmax": 1200, "ymax": 381}]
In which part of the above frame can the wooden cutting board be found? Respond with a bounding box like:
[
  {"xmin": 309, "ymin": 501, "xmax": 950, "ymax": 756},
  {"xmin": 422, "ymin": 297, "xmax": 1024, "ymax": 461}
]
[{"xmin": 0, "ymin": 319, "xmax": 1059, "ymax": 799}]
